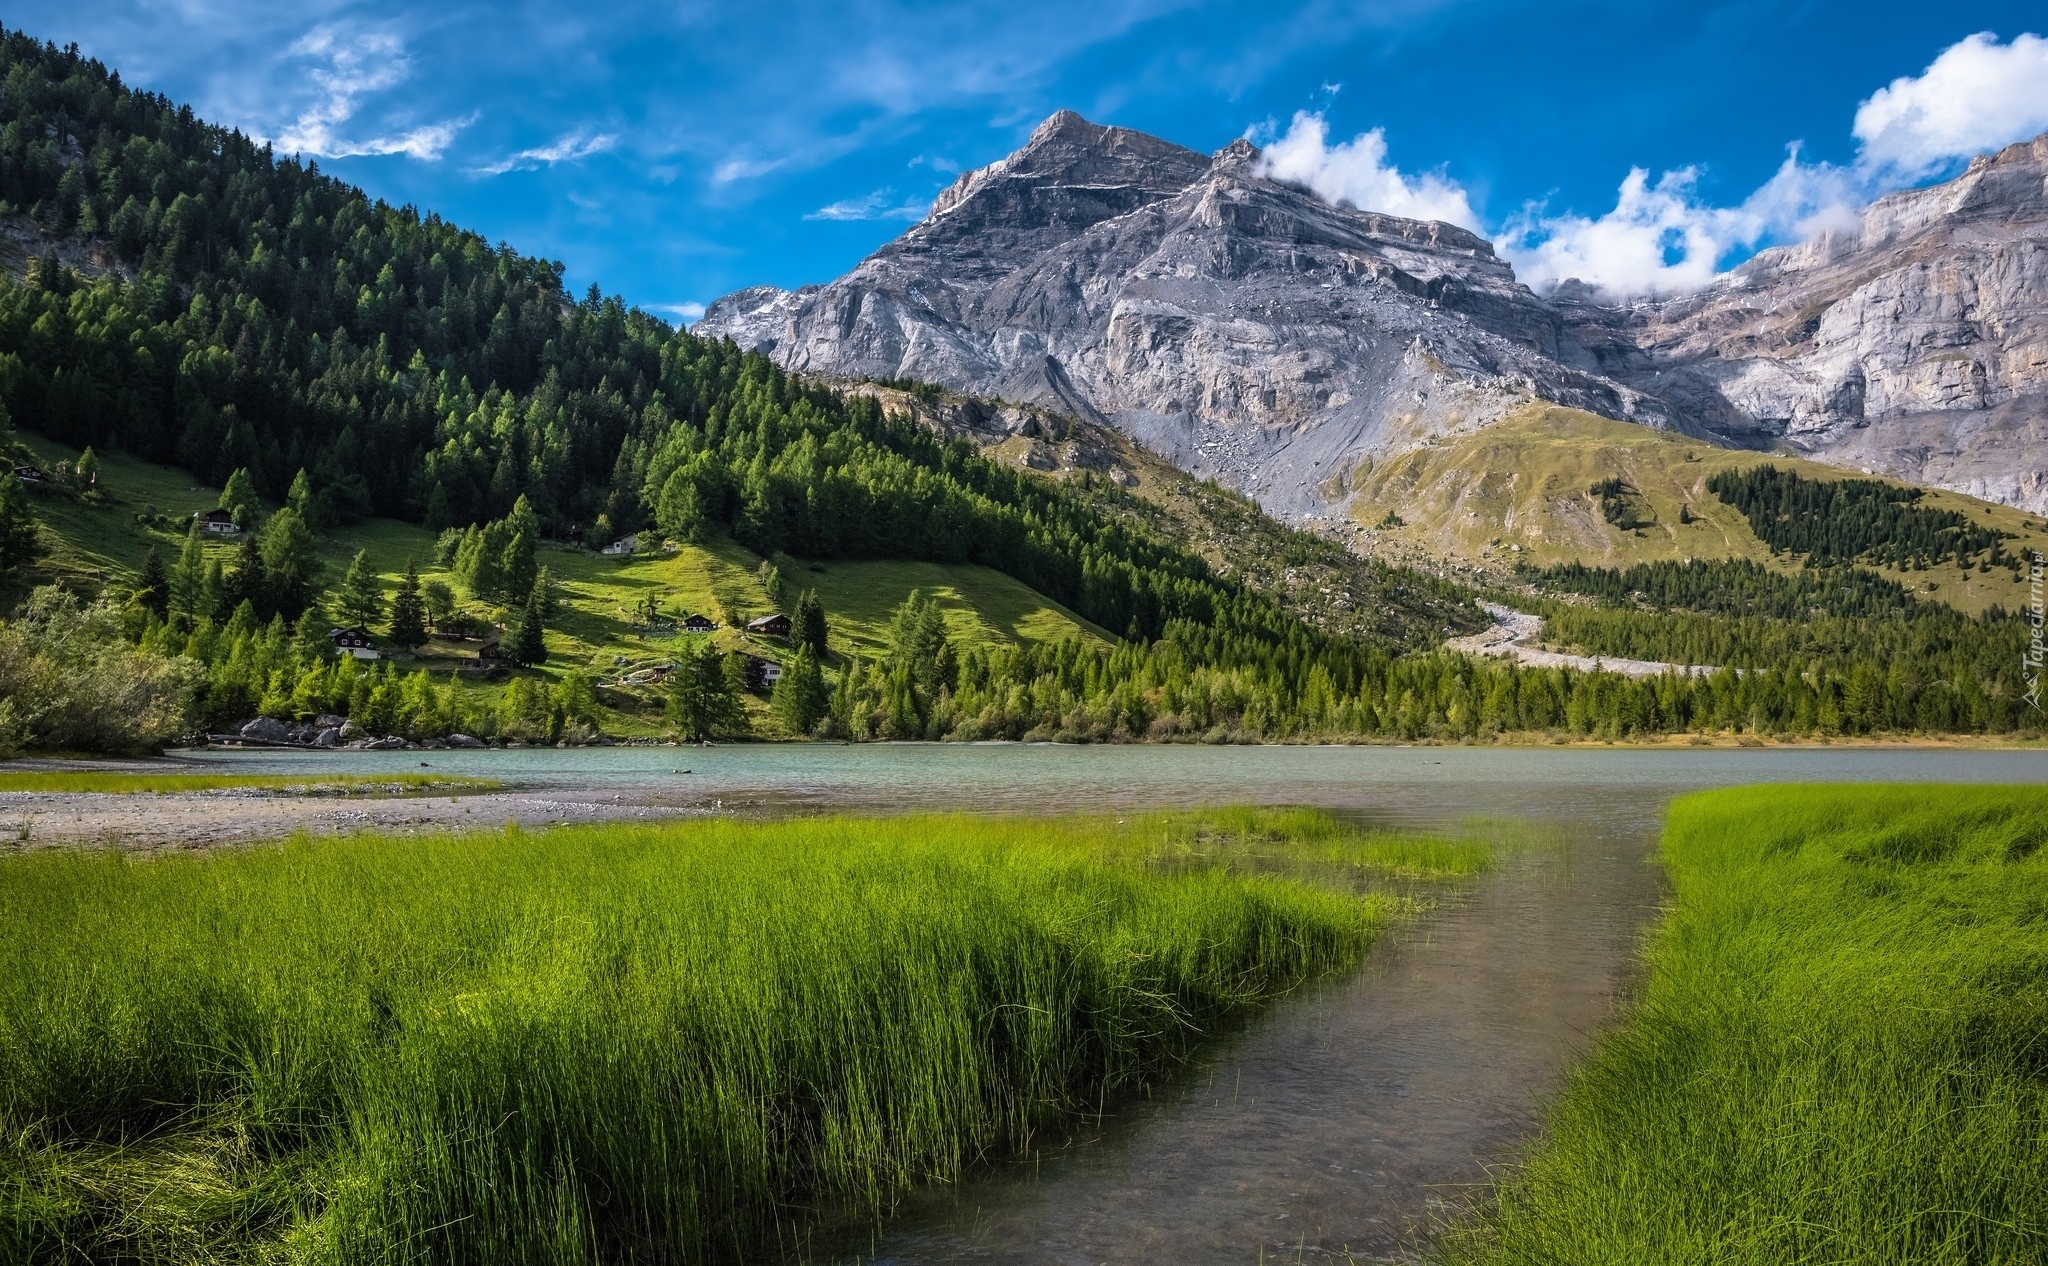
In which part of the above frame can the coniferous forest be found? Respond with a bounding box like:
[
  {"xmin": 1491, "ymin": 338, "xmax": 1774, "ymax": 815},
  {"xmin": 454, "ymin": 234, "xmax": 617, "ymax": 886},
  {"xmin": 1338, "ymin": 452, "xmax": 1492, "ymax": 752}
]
[{"xmin": 0, "ymin": 28, "xmax": 2040, "ymax": 750}]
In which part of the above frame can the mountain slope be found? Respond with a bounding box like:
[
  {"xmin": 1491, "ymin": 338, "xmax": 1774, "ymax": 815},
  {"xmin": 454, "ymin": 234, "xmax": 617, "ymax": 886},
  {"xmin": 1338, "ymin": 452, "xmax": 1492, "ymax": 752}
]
[
  {"xmin": 705, "ymin": 113, "xmax": 2048, "ymax": 522},
  {"xmin": 700, "ymin": 111, "xmax": 1668, "ymax": 521},
  {"xmin": 1560, "ymin": 134, "xmax": 2048, "ymax": 514},
  {"xmin": 1343, "ymin": 405, "xmax": 2048, "ymax": 615}
]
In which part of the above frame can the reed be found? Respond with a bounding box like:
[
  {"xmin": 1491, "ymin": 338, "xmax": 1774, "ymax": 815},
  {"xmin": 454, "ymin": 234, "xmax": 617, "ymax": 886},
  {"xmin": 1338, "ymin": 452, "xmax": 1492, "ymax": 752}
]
[
  {"xmin": 0, "ymin": 808, "xmax": 1437, "ymax": 1263},
  {"xmin": 1437, "ymin": 784, "xmax": 2048, "ymax": 1265}
]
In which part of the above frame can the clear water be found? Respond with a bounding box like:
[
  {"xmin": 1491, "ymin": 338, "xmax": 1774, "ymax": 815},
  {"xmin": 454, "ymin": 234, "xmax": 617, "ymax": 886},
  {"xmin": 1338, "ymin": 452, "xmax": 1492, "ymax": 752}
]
[{"xmin": 180, "ymin": 743, "xmax": 2048, "ymax": 1261}]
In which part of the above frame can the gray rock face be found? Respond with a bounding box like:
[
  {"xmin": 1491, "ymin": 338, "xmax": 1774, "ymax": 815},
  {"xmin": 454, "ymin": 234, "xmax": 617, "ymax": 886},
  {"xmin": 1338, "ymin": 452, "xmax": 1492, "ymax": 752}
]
[
  {"xmin": 700, "ymin": 111, "xmax": 1668, "ymax": 520},
  {"xmin": 1559, "ymin": 134, "xmax": 2048, "ymax": 514},
  {"xmin": 704, "ymin": 112, "xmax": 2048, "ymax": 519}
]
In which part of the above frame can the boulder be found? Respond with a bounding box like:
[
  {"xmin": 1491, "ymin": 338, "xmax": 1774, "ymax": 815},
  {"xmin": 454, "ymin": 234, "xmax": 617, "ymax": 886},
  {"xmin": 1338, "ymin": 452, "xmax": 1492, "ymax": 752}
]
[
  {"xmin": 338, "ymin": 721, "xmax": 368, "ymax": 742},
  {"xmin": 364, "ymin": 736, "xmax": 407, "ymax": 750},
  {"xmin": 446, "ymin": 733, "xmax": 486, "ymax": 749},
  {"xmin": 314, "ymin": 727, "xmax": 342, "ymax": 748},
  {"xmin": 239, "ymin": 716, "xmax": 290, "ymax": 743},
  {"xmin": 314, "ymin": 714, "xmax": 346, "ymax": 730}
]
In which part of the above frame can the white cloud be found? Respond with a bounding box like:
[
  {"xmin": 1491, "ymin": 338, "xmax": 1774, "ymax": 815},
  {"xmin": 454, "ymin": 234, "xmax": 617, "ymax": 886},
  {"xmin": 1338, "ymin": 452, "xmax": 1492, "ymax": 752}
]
[
  {"xmin": 270, "ymin": 25, "xmax": 472, "ymax": 161},
  {"xmin": 469, "ymin": 131, "xmax": 619, "ymax": 177},
  {"xmin": 646, "ymin": 301, "xmax": 706, "ymax": 324},
  {"xmin": 1276, "ymin": 32, "xmax": 2046, "ymax": 300},
  {"xmin": 1252, "ymin": 111, "xmax": 1480, "ymax": 230},
  {"xmin": 1501, "ymin": 149, "xmax": 1862, "ymax": 300},
  {"xmin": 803, "ymin": 187, "xmax": 931, "ymax": 221},
  {"xmin": 1852, "ymin": 31, "xmax": 2048, "ymax": 180}
]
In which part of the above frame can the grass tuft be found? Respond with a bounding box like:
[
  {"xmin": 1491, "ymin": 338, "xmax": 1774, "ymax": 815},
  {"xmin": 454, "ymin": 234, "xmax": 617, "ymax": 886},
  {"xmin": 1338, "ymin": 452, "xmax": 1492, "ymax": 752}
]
[
  {"xmin": 0, "ymin": 808, "xmax": 1464, "ymax": 1263},
  {"xmin": 1436, "ymin": 784, "xmax": 2048, "ymax": 1265}
]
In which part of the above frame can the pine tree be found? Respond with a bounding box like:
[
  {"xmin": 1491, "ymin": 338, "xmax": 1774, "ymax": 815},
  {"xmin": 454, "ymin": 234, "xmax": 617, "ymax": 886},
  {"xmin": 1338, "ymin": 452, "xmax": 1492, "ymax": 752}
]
[
  {"xmin": 424, "ymin": 481, "xmax": 452, "ymax": 532},
  {"xmin": 337, "ymin": 550, "xmax": 384, "ymax": 628},
  {"xmin": 794, "ymin": 588, "xmax": 828, "ymax": 657},
  {"xmin": 170, "ymin": 521, "xmax": 208, "ymax": 620},
  {"xmin": 0, "ymin": 469, "xmax": 43, "ymax": 574},
  {"xmin": 75, "ymin": 445, "xmax": 99, "ymax": 491},
  {"xmin": 507, "ymin": 587, "xmax": 549, "ymax": 665},
  {"xmin": 229, "ymin": 531, "xmax": 268, "ymax": 618},
  {"xmin": 665, "ymin": 641, "xmax": 745, "ymax": 740},
  {"xmin": 502, "ymin": 495, "xmax": 540, "ymax": 602},
  {"xmin": 387, "ymin": 559, "xmax": 428, "ymax": 649},
  {"xmin": 219, "ymin": 467, "xmax": 260, "ymax": 524},
  {"xmin": 258, "ymin": 506, "xmax": 323, "ymax": 621},
  {"xmin": 136, "ymin": 544, "xmax": 169, "ymax": 617},
  {"xmin": 770, "ymin": 646, "xmax": 828, "ymax": 735}
]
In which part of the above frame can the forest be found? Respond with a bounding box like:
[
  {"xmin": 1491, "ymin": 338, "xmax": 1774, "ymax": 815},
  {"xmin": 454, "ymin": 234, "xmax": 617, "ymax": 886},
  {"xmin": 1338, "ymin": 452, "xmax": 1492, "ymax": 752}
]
[{"xmin": 1706, "ymin": 465, "xmax": 2013, "ymax": 570}]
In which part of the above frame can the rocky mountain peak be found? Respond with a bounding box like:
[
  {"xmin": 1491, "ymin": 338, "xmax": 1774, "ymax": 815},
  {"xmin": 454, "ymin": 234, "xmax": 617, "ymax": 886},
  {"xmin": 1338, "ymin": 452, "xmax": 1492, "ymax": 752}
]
[{"xmin": 701, "ymin": 119, "xmax": 2048, "ymax": 519}]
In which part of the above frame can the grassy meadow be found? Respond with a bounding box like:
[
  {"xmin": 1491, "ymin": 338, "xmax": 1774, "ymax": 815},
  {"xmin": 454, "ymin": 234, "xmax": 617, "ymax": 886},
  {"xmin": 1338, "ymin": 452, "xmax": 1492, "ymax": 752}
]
[
  {"xmin": 1438, "ymin": 784, "xmax": 2048, "ymax": 1265},
  {"xmin": 0, "ymin": 808, "xmax": 1464, "ymax": 1264},
  {"xmin": 11, "ymin": 434, "xmax": 1108, "ymax": 736}
]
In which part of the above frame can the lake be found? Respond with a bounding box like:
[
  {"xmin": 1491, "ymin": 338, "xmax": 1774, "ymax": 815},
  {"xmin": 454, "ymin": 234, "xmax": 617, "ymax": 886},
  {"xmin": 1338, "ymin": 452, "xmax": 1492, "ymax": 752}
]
[{"xmin": 177, "ymin": 743, "xmax": 2048, "ymax": 1261}]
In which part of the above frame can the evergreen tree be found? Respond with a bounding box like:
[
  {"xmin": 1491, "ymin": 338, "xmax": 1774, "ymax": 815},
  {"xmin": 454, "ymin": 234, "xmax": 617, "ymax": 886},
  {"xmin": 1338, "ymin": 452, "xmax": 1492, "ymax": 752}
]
[
  {"xmin": 74, "ymin": 445, "xmax": 99, "ymax": 491},
  {"xmin": 228, "ymin": 531, "xmax": 268, "ymax": 618},
  {"xmin": 664, "ymin": 641, "xmax": 746, "ymax": 740},
  {"xmin": 507, "ymin": 587, "xmax": 548, "ymax": 665},
  {"xmin": 169, "ymin": 522, "xmax": 208, "ymax": 620},
  {"xmin": 770, "ymin": 646, "xmax": 829, "ymax": 735},
  {"xmin": 286, "ymin": 468, "xmax": 335, "ymax": 534},
  {"xmin": 219, "ymin": 467, "xmax": 260, "ymax": 525},
  {"xmin": 388, "ymin": 559, "xmax": 428, "ymax": 649},
  {"xmin": 0, "ymin": 469, "xmax": 42, "ymax": 575},
  {"xmin": 337, "ymin": 551, "xmax": 384, "ymax": 628},
  {"xmin": 794, "ymin": 589, "xmax": 828, "ymax": 657},
  {"xmin": 258, "ymin": 506, "xmax": 323, "ymax": 621},
  {"xmin": 136, "ymin": 544, "xmax": 169, "ymax": 618},
  {"xmin": 502, "ymin": 495, "xmax": 541, "ymax": 603},
  {"xmin": 424, "ymin": 481, "xmax": 452, "ymax": 533}
]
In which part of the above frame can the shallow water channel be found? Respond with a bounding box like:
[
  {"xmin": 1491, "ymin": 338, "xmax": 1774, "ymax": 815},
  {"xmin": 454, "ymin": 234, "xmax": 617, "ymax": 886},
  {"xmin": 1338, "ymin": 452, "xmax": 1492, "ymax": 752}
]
[{"xmin": 181, "ymin": 744, "xmax": 2048, "ymax": 1262}]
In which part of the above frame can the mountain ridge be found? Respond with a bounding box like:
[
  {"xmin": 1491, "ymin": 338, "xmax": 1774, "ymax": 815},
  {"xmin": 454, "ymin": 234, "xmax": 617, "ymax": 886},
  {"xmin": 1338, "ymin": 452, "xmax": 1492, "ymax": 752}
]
[{"xmin": 703, "ymin": 113, "xmax": 2048, "ymax": 518}]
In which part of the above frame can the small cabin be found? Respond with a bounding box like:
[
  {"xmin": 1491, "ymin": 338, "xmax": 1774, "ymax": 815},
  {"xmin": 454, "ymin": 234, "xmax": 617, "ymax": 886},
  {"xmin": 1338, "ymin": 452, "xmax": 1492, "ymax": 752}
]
[
  {"xmin": 194, "ymin": 507, "xmax": 239, "ymax": 535},
  {"xmin": 476, "ymin": 639, "xmax": 506, "ymax": 662},
  {"xmin": 600, "ymin": 533, "xmax": 638, "ymax": 556},
  {"xmin": 680, "ymin": 613, "xmax": 716, "ymax": 634},
  {"xmin": 746, "ymin": 613, "xmax": 791, "ymax": 637},
  {"xmin": 328, "ymin": 626, "xmax": 380, "ymax": 660},
  {"xmin": 743, "ymin": 655, "xmax": 783, "ymax": 691},
  {"xmin": 11, "ymin": 464, "xmax": 42, "ymax": 484}
]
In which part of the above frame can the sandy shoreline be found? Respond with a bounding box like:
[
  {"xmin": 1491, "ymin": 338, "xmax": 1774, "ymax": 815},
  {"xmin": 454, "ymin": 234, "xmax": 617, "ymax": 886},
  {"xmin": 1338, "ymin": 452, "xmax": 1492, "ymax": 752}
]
[{"xmin": 0, "ymin": 786, "xmax": 717, "ymax": 851}]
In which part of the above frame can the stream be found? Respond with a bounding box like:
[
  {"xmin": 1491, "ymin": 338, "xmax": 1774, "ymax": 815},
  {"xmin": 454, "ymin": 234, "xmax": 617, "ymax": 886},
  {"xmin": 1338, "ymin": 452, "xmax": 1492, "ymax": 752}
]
[{"xmin": 170, "ymin": 743, "xmax": 2048, "ymax": 1261}]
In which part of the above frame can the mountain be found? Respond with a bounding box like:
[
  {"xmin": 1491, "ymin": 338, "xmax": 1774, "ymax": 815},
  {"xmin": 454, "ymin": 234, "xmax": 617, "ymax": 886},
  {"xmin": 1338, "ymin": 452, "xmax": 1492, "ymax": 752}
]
[
  {"xmin": 699, "ymin": 111, "xmax": 1670, "ymax": 521},
  {"xmin": 702, "ymin": 114, "xmax": 2048, "ymax": 519},
  {"xmin": 1558, "ymin": 135, "xmax": 2048, "ymax": 515}
]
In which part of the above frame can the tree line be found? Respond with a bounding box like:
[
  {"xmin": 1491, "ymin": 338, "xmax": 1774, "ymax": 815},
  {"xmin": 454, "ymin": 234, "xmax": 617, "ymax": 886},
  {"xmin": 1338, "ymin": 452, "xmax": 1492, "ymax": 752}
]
[{"xmin": 1707, "ymin": 465, "xmax": 2011, "ymax": 570}]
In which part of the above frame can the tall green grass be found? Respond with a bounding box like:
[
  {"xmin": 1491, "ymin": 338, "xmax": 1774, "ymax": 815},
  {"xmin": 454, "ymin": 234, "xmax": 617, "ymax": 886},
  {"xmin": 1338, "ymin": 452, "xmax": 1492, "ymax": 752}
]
[
  {"xmin": 1438, "ymin": 784, "xmax": 2048, "ymax": 1265},
  {"xmin": 0, "ymin": 809, "xmax": 1426, "ymax": 1263}
]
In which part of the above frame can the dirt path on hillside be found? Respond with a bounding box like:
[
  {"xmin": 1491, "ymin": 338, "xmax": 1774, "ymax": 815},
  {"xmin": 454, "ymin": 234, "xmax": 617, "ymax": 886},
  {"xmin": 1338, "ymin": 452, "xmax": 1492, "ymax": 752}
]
[{"xmin": 1446, "ymin": 601, "xmax": 1722, "ymax": 678}]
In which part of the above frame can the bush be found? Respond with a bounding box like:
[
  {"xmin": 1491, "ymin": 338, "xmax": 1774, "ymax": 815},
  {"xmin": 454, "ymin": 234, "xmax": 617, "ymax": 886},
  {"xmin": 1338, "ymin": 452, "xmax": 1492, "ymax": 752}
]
[{"xmin": 0, "ymin": 586, "xmax": 200, "ymax": 753}]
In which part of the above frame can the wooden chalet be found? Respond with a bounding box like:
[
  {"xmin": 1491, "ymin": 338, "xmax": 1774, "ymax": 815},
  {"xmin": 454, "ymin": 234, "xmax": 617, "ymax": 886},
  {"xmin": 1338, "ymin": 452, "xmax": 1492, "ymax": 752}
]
[
  {"xmin": 194, "ymin": 506, "xmax": 239, "ymax": 535},
  {"xmin": 680, "ymin": 613, "xmax": 716, "ymax": 633},
  {"xmin": 746, "ymin": 613, "xmax": 791, "ymax": 637},
  {"xmin": 328, "ymin": 626, "xmax": 380, "ymax": 659}
]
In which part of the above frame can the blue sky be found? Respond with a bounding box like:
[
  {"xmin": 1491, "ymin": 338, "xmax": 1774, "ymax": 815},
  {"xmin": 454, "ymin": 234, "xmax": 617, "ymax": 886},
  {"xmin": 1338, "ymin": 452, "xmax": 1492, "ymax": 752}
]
[{"xmin": 14, "ymin": 2, "xmax": 2048, "ymax": 312}]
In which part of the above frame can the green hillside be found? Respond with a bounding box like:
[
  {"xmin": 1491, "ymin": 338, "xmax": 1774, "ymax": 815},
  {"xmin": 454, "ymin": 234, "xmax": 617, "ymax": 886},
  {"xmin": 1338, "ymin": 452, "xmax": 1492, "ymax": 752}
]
[{"xmin": 1348, "ymin": 406, "xmax": 2048, "ymax": 617}]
